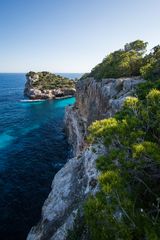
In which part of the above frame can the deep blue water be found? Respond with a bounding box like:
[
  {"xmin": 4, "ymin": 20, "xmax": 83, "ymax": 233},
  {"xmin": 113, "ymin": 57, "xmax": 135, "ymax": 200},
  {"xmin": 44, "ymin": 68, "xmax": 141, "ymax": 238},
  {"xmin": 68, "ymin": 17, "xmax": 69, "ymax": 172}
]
[{"xmin": 0, "ymin": 73, "xmax": 80, "ymax": 240}]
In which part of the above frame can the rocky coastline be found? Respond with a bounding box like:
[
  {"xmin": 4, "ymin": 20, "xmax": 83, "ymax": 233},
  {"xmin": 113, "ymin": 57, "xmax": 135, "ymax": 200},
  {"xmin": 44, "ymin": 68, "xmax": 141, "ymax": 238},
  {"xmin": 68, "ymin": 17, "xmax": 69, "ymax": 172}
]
[
  {"xmin": 65, "ymin": 76, "xmax": 145, "ymax": 156},
  {"xmin": 27, "ymin": 76, "xmax": 145, "ymax": 240},
  {"xmin": 24, "ymin": 72, "xmax": 76, "ymax": 100}
]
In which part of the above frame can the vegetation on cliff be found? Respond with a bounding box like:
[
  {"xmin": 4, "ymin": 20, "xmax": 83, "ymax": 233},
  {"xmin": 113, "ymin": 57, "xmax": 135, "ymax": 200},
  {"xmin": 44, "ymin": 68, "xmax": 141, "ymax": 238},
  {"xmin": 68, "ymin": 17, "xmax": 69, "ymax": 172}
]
[
  {"xmin": 26, "ymin": 71, "xmax": 75, "ymax": 90},
  {"xmin": 82, "ymin": 40, "xmax": 160, "ymax": 82},
  {"xmin": 82, "ymin": 41, "xmax": 160, "ymax": 239},
  {"xmin": 140, "ymin": 45, "xmax": 160, "ymax": 81},
  {"xmin": 65, "ymin": 40, "xmax": 160, "ymax": 239},
  {"xmin": 85, "ymin": 89, "xmax": 160, "ymax": 239}
]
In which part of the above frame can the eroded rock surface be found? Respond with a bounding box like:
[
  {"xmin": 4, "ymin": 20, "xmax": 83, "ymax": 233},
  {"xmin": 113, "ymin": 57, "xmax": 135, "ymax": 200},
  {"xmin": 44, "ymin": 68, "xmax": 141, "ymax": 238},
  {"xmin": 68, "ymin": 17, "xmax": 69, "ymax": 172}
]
[
  {"xmin": 24, "ymin": 72, "xmax": 76, "ymax": 99},
  {"xmin": 27, "ymin": 145, "xmax": 106, "ymax": 240},
  {"xmin": 65, "ymin": 77, "xmax": 145, "ymax": 155},
  {"xmin": 27, "ymin": 76, "xmax": 145, "ymax": 240}
]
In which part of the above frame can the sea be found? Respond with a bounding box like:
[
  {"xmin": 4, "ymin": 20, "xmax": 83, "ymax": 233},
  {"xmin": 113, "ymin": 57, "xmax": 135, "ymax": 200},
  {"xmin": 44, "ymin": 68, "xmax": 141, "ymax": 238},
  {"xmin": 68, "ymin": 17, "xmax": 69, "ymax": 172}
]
[{"xmin": 0, "ymin": 73, "xmax": 82, "ymax": 240}]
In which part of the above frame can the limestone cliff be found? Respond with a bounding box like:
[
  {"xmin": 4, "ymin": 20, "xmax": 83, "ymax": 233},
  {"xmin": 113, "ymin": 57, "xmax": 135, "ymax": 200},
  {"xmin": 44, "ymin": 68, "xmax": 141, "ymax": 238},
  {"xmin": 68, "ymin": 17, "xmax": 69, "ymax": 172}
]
[
  {"xmin": 65, "ymin": 77, "xmax": 145, "ymax": 155},
  {"xmin": 24, "ymin": 71, "xmax": 76, "ymax": 99},
  {"xmin": 27, "ymin": 76, "xmax": 145, "ymax": 240},
  {"xmin": 27, "ymin": 145, "xmax": 106, "ymax": 240}
]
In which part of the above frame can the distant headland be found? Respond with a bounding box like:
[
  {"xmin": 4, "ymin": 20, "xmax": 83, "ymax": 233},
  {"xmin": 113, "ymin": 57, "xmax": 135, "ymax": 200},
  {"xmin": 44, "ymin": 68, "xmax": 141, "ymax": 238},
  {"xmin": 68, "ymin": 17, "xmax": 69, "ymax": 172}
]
[{"xmin": 24, "ymin": 71, "xmax": 76, "ymax": 99}]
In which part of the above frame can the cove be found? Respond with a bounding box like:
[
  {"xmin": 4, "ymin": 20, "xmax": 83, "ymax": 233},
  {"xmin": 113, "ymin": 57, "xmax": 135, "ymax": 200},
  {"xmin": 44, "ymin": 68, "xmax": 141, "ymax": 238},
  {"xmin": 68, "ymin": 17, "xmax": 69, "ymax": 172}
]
[{"xmin": 0, "ymin": 73, "xmax": 76, "ymax": 240}]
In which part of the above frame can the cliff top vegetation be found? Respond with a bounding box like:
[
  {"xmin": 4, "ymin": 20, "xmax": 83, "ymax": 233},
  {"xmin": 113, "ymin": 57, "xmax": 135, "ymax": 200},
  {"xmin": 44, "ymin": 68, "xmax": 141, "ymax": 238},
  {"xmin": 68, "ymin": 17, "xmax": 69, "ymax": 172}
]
[
  {"xmin": 82, "ymin": 40, "xmax": 160, "ymax": 81},
  {"xmin": 68, "ymin": 40, "xmax": 160, "ymax": 240},
  {"xmin": 82, "ymin": 41, "xmax": 160, "ymax": 240},
  {"xmin": 26, "ymin": 71, "xmax": 75, "ymax": 90}
]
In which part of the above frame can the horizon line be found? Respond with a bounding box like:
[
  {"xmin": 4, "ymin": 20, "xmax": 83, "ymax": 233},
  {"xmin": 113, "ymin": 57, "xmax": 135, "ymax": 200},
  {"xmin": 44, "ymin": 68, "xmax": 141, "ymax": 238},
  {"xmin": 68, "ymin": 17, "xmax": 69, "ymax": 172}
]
[{"xmin": 0, "ymin": 72, "xmax": 85, "ymax": 74}]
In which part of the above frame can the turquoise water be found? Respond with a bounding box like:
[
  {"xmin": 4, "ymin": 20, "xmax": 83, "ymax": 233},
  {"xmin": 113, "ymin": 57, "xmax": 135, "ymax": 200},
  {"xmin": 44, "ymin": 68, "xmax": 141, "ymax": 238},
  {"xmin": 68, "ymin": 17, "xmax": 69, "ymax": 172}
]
[{"xmin": 0, "ymin": 73, "xmax": 79, "ymax": 240}]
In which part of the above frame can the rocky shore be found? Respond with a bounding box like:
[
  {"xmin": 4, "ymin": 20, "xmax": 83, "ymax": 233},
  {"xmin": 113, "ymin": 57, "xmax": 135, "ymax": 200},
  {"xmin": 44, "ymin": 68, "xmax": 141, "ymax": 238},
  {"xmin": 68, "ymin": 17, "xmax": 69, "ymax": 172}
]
[
  {"xmin": 24, "ymin": 72, "xmax": 76, "ymax": 99},
  {"xmin": 27, "ymin": 76, "xmax": 145, "ymax": 240}
]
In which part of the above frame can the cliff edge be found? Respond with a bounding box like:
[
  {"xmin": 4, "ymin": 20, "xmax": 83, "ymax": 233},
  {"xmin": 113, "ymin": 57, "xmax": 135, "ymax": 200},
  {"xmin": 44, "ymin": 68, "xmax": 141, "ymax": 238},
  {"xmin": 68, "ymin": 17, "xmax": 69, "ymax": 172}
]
[
  {"xmin": 65, "ymin": 77, "xmax": 145, "ymax": 156},
  {"xmin": 27, "ymin": 76, "xmax": 144, "ymax": 240}
]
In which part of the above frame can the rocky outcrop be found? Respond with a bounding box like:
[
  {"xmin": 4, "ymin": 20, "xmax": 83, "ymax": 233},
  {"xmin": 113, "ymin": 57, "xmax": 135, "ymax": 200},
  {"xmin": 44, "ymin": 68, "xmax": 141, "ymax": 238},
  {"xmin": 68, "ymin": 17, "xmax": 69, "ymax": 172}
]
[
  {"xmin": 65, "ymin": 77, "xmax": 145, "ymax": 155},
  {"xmin": 24, "ymin": 72, "xmax": 76, "ymax": 99},
  {"xmin": 27, "ymin": 144, "xmax": 106, "ymax": 240},
  {"xmin": 27, "ymin": 76, "xmax": 145, "ymax": 240},
  {"xmin": 65, "ymin": 105, "xmax": 86, "ymax": 156},
  {"xmin": 76, "ymin": 77, "xmax": 145, "ymax": 124}
]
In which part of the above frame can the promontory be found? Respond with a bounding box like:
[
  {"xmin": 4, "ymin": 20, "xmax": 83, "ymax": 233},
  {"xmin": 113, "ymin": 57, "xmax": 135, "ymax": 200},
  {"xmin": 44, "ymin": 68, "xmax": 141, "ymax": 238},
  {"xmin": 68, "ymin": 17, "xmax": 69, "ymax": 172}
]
[{"xmin": 24, "ymin": 71, "xmax": 76, "ymax": 99}]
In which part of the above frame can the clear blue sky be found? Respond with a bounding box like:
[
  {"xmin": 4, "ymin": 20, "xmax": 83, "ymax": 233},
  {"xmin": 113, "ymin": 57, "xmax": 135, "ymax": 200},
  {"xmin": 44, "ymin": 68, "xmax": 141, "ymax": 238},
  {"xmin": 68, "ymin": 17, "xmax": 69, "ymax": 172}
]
[{"xmin": 0, "ymin": 0, "xmax": 160, "ymax": 73}]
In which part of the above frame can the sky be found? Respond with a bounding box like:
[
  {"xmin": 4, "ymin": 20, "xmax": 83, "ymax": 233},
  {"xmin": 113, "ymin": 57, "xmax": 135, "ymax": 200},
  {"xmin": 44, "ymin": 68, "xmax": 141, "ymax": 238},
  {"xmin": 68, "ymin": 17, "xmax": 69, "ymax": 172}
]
[{"xmin": 0, "ymin": 0, "xmax": 160, "ymax": 73}]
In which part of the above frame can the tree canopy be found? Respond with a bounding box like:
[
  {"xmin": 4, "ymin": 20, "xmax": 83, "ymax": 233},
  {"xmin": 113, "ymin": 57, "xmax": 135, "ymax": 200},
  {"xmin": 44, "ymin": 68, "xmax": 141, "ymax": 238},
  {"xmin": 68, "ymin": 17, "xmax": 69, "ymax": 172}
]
[
  {"xmin": 26, "ymin": 71, "xmax": 75, "ymax": 90},
  {"xmin": 87, "ymin": 40, "xmax": 148, "ymax": 80},
  {"xmin": 83, "ymin": 40, "xmax": 160, "ymax": 82},
  {"xmin": 124, "ymin": 40, "xmax": 148, "ymax": 54},
  {"xmin": 140, "ymin": 45, "xmax": 160, "ymax": 80}
]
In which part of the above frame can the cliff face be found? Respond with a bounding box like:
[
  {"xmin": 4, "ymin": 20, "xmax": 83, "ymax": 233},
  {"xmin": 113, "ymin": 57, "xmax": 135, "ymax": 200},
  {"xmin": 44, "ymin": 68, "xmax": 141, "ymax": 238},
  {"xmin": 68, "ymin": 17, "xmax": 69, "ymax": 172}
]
[
  {"xmin": 27, "ymin": 145, "xmax": 106, "ymax": 240},
  {"xmin": 27, "ymin": 76, "xmax": 145, "ymax": 240},
  {"xmin": 65, "ymin": 77, "xmax": 145, "ymax": 155},
  {"xmin": 24, "ymin": 72, "xmax": 76, "ymax": 99},
  {"xmin": 65, "ymin": 105, "xmax": 85, "ymax": 156}
]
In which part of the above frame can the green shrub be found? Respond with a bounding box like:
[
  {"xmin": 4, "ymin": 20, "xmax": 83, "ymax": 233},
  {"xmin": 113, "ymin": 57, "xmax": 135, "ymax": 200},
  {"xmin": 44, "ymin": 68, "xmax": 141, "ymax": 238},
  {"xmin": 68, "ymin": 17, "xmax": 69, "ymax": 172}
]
[
  {"xmin": 84, "ymin": 89, "xmax": 160, "ymax": 239},
  {"xmin": 26, "ymin": 71, "xmax": 75, "ymax": 90},
  {"xmin": 140, "ymin": 45, "xmax": 160, "ymax": 81},
  {"xmin": 81, "ymin": 41, "xmax": 160, "ymax": 84},
  {"xmin": 85, "ymin": 40, "xmax": 147, "ymax": 80},
  {"xmin": 136, "ymin": 80, "xmax": 160, "ymax": 99}
]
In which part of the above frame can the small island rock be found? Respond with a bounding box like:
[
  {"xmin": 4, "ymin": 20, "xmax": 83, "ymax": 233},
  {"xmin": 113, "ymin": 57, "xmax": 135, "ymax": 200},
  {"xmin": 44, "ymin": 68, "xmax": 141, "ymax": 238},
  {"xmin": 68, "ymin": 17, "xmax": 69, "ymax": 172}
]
[{"xmin": 24, "ymin": 71, "xmax": 76, "ymax": 99}]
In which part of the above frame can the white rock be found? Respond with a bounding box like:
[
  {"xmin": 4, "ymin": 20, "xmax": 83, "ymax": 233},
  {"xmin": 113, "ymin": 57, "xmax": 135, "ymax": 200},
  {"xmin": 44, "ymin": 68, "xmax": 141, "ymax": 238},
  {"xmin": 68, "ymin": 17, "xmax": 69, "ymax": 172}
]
[{"xmin": 27, "ymin": 145, "xmax": 106, "ymax": 240}]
